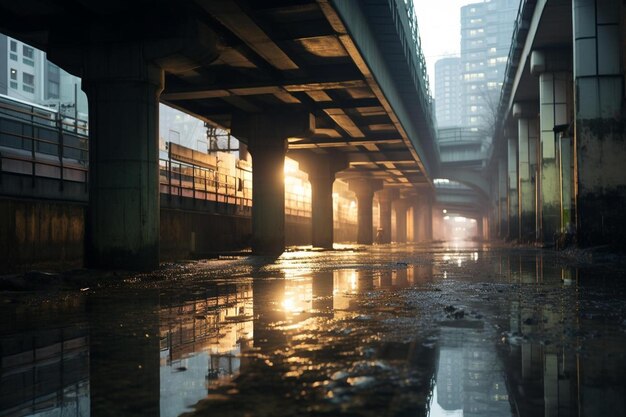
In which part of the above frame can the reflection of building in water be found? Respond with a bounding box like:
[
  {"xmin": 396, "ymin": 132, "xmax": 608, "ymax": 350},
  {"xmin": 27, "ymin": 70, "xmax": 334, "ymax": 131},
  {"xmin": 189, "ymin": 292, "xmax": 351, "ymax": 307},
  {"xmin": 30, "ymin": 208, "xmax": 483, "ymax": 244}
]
[
  {"xmin": 437, "ymin": 330, "xmax": 464, "ymax": 411},
  {"xmin": 436, "ymin": 324, "xmax": 511, "ymax": 417},
  {"xmin": 159, "ymin": 283, "xmax": 253, "ymax": 417},
  {"xmin": 0, "ymin": 327, "xmax": 90, "ymax": 417}
]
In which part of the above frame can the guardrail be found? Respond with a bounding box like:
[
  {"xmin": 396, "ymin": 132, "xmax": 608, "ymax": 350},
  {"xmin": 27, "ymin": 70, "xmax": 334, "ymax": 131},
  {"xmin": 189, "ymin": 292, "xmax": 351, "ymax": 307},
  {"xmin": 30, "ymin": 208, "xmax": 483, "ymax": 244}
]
[{"xmin": 159, "ymin": 158, "xmax": 252, "ymax": 211}]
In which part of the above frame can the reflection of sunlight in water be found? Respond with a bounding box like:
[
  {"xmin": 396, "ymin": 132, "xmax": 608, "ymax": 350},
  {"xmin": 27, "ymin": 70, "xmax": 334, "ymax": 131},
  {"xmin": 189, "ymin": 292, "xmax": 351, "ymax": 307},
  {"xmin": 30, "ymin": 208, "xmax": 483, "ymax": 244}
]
[
  {"xmin": 332, "ymin": 269, "xmax": 358, "ymax": 310},
  {"xmin": 282, "ymin": 277, "xmax": 312, "ymax": 314}
]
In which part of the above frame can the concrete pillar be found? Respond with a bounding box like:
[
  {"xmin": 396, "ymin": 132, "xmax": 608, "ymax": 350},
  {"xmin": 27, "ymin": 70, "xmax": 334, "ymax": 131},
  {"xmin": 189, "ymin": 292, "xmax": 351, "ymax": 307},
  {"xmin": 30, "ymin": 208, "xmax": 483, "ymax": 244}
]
[
  {"xmin": 539, "ymin": 72, "xmax": 570, "ymax": 243},
  {"xmin": 293, "ymin": 153, "xmax": 347, "ymax": 249},
  {"xmin": 393, "ymin": 198, "xmax": 410, "ymax": 243},
  {"xmin": 558, "ymin": 133, "xmax": 574, "ymax": 233},
  {"xmin": 498, "ymin": 156, "xmax": 508, "ymax": 238},
  {"xmin": 476, "ymin": 216, "xmax": 484, "ymax": 240},
  {"xmin": 412, "ymin": 193, "xmax": 433, "ymax": 242},
  {"xmin": 349, "ymin": 178, "xmax": 383, "ymax": 244},
  {"xmin": 531, "ymin": 50, "xmax": 573, "ymax": 243},
  {"xmin": 82, "ymin": 46, "xmax": 164, "ymax": 270},
  {"xmin": 375, "ymin": 188, "xmax": 398, "ymax": 244},
  {"xmin": 515, "ymin": 115, "xmax": 539, "ymax": 242},
  {"xmin": 507, "ymin": 136, "xmax": 519, "ymax": 240},
  {"xmin": 573, "ymin": 0, "xmax": 626, "ymax": 247},
  {"xmin": 232, "ymin": 111, "xmax": 314, "ymax": 256}
]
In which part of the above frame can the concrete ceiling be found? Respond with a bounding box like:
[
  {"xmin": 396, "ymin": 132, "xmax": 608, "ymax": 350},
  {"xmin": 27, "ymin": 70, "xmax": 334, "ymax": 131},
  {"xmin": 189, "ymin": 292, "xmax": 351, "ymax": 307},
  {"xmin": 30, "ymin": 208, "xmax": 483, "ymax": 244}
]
[{"xmin": 0, "ymin": 0, "xmax": 437, "ymax": 190}]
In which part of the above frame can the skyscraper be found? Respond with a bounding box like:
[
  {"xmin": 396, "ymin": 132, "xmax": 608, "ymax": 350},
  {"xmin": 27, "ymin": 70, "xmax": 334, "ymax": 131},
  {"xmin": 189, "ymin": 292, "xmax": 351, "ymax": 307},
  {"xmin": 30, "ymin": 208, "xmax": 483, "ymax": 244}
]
[
  {"xmin": 435, "ymin": 57, "xmax": 462, "ymax": 128},
  {"xmin": 460, "ymin": 0, "xmax": 518, "ymax": 133}
]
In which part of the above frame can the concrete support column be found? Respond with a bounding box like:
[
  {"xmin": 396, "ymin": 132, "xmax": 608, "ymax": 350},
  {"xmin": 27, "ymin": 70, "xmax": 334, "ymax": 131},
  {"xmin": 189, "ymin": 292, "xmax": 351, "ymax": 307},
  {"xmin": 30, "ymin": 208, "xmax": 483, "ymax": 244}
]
[
  {"xmin": 349, "ymin": 179, "xmax": 383, "ymax": 244},
  {"xmin": 294, "ymin": 153, "xmax": 347, "ymax": 249},
  {"xmin": 82, "ymin": 46, "xmax": 164, "ymax": 270},
  {"xmin": 232, "ymin": 111, "xmax": 314, "ymax": 255},
  {"xmin": 424, "ymin": 196, "xmax": 433, "ymax": 241},
  {"xmin": 375, "ymin": 188, "xmax": 398, "ymax": 244},
  {"xmin": 413, "ymin": 193, "xmax": 433, "ymax": 242},
  {"xmin": 532, "ymin": 49, "xmax": 573, "ymax": 243},
  {"xmin": 476, "ymin": 216, "xmax": 484, "ymax": 240},
  {"xmin": 573, "ymin": 0, "xmax": 626, "ymax": 247},
  {"xmin": 498, "ymin": 157, "xmax": 508, "ymax": 238},
  {"xmin": 539, "ymin": 72, "xmax": 570, "ymax": 243},
  {"xmin": 507, "ymin": 136, "xmax": 519, "ymax": 240},
  {"xmin": 393, "ymin": 198, "xmax": 410, "ymax": 243},
  {"xmin": 516, "ymin": 116, "xmax": 539, "ymax": 242}
]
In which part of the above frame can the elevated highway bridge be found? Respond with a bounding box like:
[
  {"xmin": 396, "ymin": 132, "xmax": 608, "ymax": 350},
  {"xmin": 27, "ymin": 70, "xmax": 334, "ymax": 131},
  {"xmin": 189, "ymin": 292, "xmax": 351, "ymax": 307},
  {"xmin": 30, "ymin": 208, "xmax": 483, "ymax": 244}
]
[{"xmin": 0, "ymin": 0, "xmax": 443, "ymax": 269}]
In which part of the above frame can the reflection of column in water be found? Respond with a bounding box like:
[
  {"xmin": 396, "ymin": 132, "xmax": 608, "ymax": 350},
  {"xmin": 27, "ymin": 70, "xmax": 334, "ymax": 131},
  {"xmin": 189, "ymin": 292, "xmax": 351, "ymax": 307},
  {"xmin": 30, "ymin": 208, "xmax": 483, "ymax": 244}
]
[
  {"xmin": 312, "ymin": 271, "xmax": 334, "ymax": 313},
  {"xmin": 414, "ymin": 264, "xmax": 433, "ymax": 283},
  {"xmin": 358, "ymin": 270, "xmax": 375, "ymax": 291},
  {"xmin": 88, "ymin": 291, "xmax": 161, "ymax": 417},
  {"xmin": 509, "ymin": 254, "xmax": 522, "ymax": 283},
  {"xmin": 252, "ymin": 277, "xmax": 286, "ymax": 350},
  {"xmin": 521, "ymin": 343, "xmax": 542, "ymax": 381},
  {"xmin": 406, "ymin": 265, "xmax": 415, "ymax": 285},
  {"xmin": 520, "ymin": 256, "xmax": 537, "ymax": 284},
  {"xmin": 396, "ymin": 268, "xmax": 408, "ymax": 287},
  {"xmin": 1, "ymin": 306, "xmax": 89, "ymax": 416},
  {"xmin": 380, "ymin": 270, "xmax": 393, "ymax": 288},
  {"xmin": 332, "ymin": 270, "xmax": 356, "ymax": 310}
]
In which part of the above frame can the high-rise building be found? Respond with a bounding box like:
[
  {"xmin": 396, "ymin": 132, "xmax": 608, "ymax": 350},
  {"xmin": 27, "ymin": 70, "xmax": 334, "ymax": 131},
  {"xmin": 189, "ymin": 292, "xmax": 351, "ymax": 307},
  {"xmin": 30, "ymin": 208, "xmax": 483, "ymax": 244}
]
[
  {"xmin": 460, "ymin": 0, "xmax": 518, "ymax": 133},
  {"xmin": 435, "ymin": 57, "xmax": 462, "ymax": 128},
  {"xmin": 0, "ymin": 34, "xmax": 87, "ymax": 118}
]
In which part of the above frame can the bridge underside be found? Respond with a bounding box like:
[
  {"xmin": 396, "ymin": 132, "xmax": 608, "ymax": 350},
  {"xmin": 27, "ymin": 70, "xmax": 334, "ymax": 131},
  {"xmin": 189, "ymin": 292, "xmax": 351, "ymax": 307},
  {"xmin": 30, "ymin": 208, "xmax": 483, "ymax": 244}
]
[{"xmin": 0, "ymin": 0, "xmax": 440, "ymax": 268}]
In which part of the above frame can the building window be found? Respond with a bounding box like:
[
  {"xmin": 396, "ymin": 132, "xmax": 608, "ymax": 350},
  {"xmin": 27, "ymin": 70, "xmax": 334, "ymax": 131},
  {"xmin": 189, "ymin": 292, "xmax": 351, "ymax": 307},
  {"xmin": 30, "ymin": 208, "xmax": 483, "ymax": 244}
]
[
  {"xmin": 22, "ymin": 72, "xmax": 34, "ymax": 93},
  {"xmin": 48, "ymin": 80, "xmax": 60, "ymax": 99},
  {"xmin": 22, "ymin": 45, "xmax": 33, "ymax": 58},
  {"xmin": 22, "ymin": 45, "xmax": 34, "ymax": 66},
  {"xmin": 9, "ymin": 40, "xmax": 17, "ymax": 61},
  {"xmin": 9, "ymin": 68, "xmax": 18, "ymax": 89},
  {"xmin": 10, "ymin": 40, "xmax": 18, "ymax": 60}
]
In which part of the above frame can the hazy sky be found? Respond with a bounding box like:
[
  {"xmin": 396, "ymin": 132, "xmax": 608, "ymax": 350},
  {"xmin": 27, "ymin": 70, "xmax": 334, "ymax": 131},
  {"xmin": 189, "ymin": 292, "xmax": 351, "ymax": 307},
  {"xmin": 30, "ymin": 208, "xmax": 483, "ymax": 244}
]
[{"xmin": 413, "ymin": 0, "xmax": 481, "ymax": 88}]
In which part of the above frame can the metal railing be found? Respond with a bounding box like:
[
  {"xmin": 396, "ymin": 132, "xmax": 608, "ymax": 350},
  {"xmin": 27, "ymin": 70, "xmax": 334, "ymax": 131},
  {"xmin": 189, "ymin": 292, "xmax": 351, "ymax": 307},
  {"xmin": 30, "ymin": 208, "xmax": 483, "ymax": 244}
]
[
  {"xmin": 0, "ymin": 96, "xmax": 89, "ymax": 187},
  {"xmin": 159, "ymin": 158, "xmax": 252, "ymax": 211},
  {"xmin": 285, "ymin": 190, "xmax": 311, "ymax": 218}
]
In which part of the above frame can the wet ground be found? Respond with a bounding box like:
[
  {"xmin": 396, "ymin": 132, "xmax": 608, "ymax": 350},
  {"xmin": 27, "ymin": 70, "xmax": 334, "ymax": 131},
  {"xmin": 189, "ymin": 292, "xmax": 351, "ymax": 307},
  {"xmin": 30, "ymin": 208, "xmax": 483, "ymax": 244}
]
[{"xmin": 1, "ymin": 241, "xmax": 626, "ymax": 416}]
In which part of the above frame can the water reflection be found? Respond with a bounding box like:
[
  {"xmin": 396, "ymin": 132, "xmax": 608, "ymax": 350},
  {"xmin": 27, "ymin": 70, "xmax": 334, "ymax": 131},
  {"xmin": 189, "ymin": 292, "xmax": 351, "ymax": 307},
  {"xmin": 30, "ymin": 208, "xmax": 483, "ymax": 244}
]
[{"xmin": 1, "ymin": 247, "xmax": 625, "ymax": 416}]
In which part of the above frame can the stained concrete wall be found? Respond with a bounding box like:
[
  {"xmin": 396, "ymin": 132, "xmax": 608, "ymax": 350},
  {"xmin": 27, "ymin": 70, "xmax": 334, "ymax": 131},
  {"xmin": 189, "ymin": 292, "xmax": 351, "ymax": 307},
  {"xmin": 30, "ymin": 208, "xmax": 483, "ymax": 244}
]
[
  {"xmin": 1, "ymin": 197, "xmax": 358, "ymax": 272},
  {"xmin": 160, "ymin": 209, "xmax": 251, "ymax": 260},
  {"xmin": 0, "ymin": 198, "xmax": 85, "ymax": 271}
]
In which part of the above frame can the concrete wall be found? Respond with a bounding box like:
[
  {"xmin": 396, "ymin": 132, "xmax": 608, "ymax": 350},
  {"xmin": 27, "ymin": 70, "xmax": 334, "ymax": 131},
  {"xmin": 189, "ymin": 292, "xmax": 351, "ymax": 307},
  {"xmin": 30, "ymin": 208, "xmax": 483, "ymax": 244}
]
[
  {"xmin": 285, "ymin": 215, "xmax": 311, "ymax": 246},
  {"xmin": 160, "ymin": 208, "xmax": 251, "ymax": 260},
  {"xmin": 0, "ymin": 197, "xmax": 359, "ymax": 272},
  {"xmin": 0, "ymin": 198, "xmax": 85, "ymax": 271}
]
